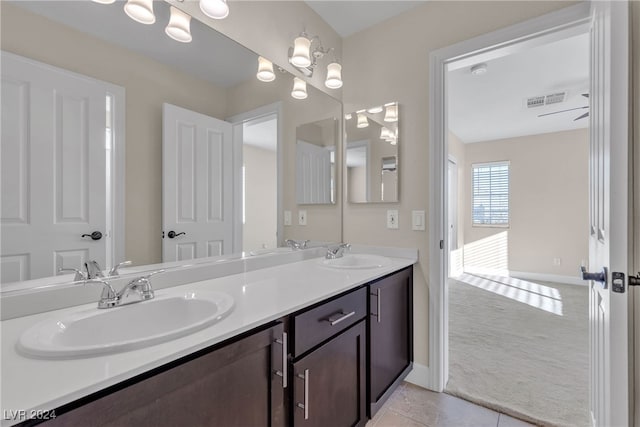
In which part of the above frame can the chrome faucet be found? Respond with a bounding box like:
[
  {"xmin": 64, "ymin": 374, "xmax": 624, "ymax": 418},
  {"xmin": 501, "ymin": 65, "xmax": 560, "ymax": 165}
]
[
  {"xmin": 326, "ymin": 243, "xmax": 351, "ymax": 259},
  {"xmin": 108, "ymin": 260, "xmax": 132, "ymax": 277},
  {"xmin": 286, "ymin": 239, "xmax": 310, "ymax": 250},
  {"xmin": 58, "ymin": 267, "xmax": 87, "ymax": 282},
  {"xmin": 84, "ymin": 260, "xmax": 104, "ymax": 279},
  {"xmin": 85, "ymin": 270, "xmax": 164, "ymax": 309}
]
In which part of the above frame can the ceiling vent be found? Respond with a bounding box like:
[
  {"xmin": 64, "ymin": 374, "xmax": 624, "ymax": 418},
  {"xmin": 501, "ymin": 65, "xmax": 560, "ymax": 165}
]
[{"xmin": 526, "ymin": 91, "xmax": 567, "ymax": 108}]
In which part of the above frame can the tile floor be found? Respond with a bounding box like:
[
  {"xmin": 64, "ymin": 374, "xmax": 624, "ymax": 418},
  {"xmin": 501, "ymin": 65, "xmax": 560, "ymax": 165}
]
[{"xmin": 366, "ymin": 383, "xmax": 536, "ymax": 427}]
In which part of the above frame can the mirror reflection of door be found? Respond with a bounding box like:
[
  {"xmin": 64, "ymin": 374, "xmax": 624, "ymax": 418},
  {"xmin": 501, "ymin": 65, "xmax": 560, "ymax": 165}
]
[{"xmin": 346, "ymin": 141, "xmax": 370, "ymax": 203}]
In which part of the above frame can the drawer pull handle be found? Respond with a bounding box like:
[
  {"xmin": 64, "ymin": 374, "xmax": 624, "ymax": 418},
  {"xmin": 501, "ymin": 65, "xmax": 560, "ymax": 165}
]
[
  {"xmin": 274, "ymin": 332, "xmax": 288, "ymax": 388},
  {"xmin": 371, "ymin": 289, "xmax": 382, "ymax": 323},
  {"xmin": 296, "ymin": 369, "xmax": 310, "ymax": 420},
  {"xmin": 325, "ymin": 310, "xmax": 356, "ymax": 326}
]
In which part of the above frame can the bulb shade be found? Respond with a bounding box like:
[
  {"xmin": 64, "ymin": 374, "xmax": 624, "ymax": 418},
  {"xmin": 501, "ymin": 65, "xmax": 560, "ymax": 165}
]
[
  {"xmin": 344, "ymin": 113, "xmax": 352, "ymax": 120},
  {"xmin": 291, "ymin": 37, "xmax": 312, "ymax": 68},
  {"xmin": 124, "ymin": 0, "xmax": 155, "ymax": 24},
  {"xmin": 199, "ymin": 0, "xmax": 229, "ymax": 19},
  {"xmin": 165, "ymin": 6, "xmax": 192, "ymax": 43},
  {"xmin": 92, "ymin": 0, "xmax": 116, "ymax": 4},
  {"xmin": 367, "ymin": 106, "xmax": 383, "ymax": 114},
  {"xmin": 380, "ymin": 127, "xmax": 391, "ymax": 140},
  {"xmin": 291, "ymin": 78, "xmax": 308, "ymax": 100},
  {"xmin": 325, "ymin": 62, "xmax": 343, "ymax": 89},
  {"xmin": 356, "ymin": 113, "xmax": 369, "ymax": 128},
  {"xmin": 384, "ymin": 103, "xmax": 398, "ymax": 122},
  {"xmin": 256, "ymin": 57, "xmax": 276, "ymax": 82}
]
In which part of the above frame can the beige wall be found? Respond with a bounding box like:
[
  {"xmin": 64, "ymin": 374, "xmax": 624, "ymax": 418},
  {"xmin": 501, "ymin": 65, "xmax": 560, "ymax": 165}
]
[
  {"xmin": 342, "ymin": 1, "xmax": 580, "ymax": 368},
  {"xmin": 0, "ymin": 3, "xmax": 228, "ymax": 266},
  {"xmin": 243, "ymin": 145, "xmax": 277, "ymax": 251},
  {"xmin": 462, "ymin": 129, "xmax": 589, "ymax": 277}
]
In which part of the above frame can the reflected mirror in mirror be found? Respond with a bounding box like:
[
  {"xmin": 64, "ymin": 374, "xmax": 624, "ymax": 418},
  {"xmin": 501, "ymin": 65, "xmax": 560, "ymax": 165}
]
[
  {"xmin": 0, "ymin": 1, "xmax": 342, "ymax": 290},
  {"xmin": 345, "ymin": 103, "xmax": 399, "ymax": 203},
  {"xmin": 296, "ymin": 118, "xmax": 338, "ymax": 205}
]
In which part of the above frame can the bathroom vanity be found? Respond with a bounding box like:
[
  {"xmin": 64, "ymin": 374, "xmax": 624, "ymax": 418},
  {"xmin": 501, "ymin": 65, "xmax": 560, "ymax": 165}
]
[{"xmin": 1, "ymin": 250, "xmax": 415, "ymax": 427}]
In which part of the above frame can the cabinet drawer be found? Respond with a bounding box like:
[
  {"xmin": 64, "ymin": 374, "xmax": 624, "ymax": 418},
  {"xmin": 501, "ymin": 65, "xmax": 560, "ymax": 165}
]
[{"xmin": 293, "ymin": 286, "xmax": 367, "ymax": 357}]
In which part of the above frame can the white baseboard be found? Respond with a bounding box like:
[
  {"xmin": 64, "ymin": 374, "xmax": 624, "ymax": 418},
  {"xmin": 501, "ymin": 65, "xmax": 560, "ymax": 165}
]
[
  {"xmin": 508, "ymin": 270, "xmax": 586, "ymax": 286},
  {"xmin": 405, "ymin": 363, "xmax": 434, "ymax": 390}
]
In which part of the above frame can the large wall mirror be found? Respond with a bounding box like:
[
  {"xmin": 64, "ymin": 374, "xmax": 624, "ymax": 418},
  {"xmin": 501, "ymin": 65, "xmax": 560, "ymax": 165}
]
[
  {"xmin": 345, "ymin": 103, "xmax": 399, "ymax": 203},
  {"xmin": 0, "ymin": 1, "xmax": 342, "ymax": 290}
]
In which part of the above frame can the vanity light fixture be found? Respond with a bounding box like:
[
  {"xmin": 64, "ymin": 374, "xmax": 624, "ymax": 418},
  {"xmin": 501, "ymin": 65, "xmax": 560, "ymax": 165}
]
[
  {"xmin": 384, "ymin": 103, "xmax": 398, "ymax": 122},
  {"xmin": 367, "ymin": 106, "xmax": 383, "ymax": 114},
  {"xmin": 256, "ymin": 57, "xmax": 276, "ymax": 82},
  {"xmin": 199, "ymin": 0, "xmax": 229, "ymax": 20},
  {"xmin": 124, "ymin": 0, "xmax": 155, "ymax": 25},
  {"xmin": 380, "ymin": 127, "xmax": 391, "ymax": 140},
  {"xmin": 165, "ymin": 6, "xmax": 192, "ymax": 43},
  {"xmin": 325, "ymin": 62, "xmax": 343, "ymax": 89},
  {"xmin": 291, "ymin": 77, "xmax": 308, "ymax": 100},
  {"xmin": 356, "ymin": 112, "xmax": 369, "ymax": 129},
  {"xmin": 291, "ymin": 36, "xmax": 312, "ymax": 68},
  {"xmin": 92, "ymin": 0, "xmax": 116, "ymax": 4},
  {"xmin": 344, "ymin": 113, "xmax": 352, "ymax": 120}
]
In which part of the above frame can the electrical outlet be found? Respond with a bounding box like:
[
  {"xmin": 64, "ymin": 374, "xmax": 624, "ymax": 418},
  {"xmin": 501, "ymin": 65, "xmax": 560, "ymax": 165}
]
[
  {"xmin": 284, "ymin": 211, "xmax": 292, "ymax": 226},
  {"xmin": 387, "ymin": 210, "xmax": 399, "ymax": 229},
  {"xmin": 553, "ymin": 257, "xmax": 562, "ymax": 266},
  {"xmin": 412, "ymin": 210, "xmax": 425, "ymax": 231},
  {"xmin": 298, "ymin": 210, "xmax": 307, "ymax": 226}
]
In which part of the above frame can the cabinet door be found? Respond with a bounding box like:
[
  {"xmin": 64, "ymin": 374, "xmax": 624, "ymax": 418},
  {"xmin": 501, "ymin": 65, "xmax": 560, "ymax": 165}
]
[
  {"xmin": 292, "ymin": 321, "xmax": 366, "ymax": 427},
  {"xmin": 44, "ymin": 323, "xmax": 286, "ymax": 427},
  {"xmin": 369, "ymin": 267, "xmax": 413, "ymax": 415}
]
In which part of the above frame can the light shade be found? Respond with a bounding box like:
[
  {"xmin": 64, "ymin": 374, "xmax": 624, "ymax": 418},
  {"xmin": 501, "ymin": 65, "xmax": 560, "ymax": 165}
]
[
  {"xmin": 384, "ymin": 103, "xmax": 398, "ymax": 122},
  {"xmin": 199, "ymin": 0, "xmax": 229, "ymax": 19},
  {"xmin": 124, "ymin": 0, "xmax": 155, "ymax": 24},
  {"xmin": 325, "ymin": 62, "xmax": 343, "ymax": 89},
  {"xmin": 357, "ymin": 113, "xmax": 369, "ymax": 128},
  {"xmin": 92, "ymin": 0, "xmax": 116, "ymax": 4},
  {"xmin": 367, "ymin": 106, "xmax": 383, "ymax": 114},
  {"xmin": 344, "ymin": 113, "xmax": 352, "ymax": 120},
  {"xmin": 291, "ymin": 37, "xmax": 312, "ymax": 68},
  {"xmin": 256, "ymin": 57, "xmax": 276, "ymax": 82},
  {"xmin": 291, "ymin": 78, "xmax": 308, "ymax": 100},
  {"xmin": 165, "ymin": 6, "xmax": 192, "ymax": 43},
  {"xmin": 380, "ymin": 127, "xmax": 391, "ymax": 140}
]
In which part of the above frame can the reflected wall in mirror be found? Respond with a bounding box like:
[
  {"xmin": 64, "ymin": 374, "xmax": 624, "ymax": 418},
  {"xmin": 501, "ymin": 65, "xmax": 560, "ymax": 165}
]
[
  {"xmin": 296, "ymin": 118, "xmax": 338, "ymax": 205},
  {"xmin": 345, "ymin": 103, "xmax": 399, "ymax": 203},
  {"xmin": 0, "ymin": 1, "xmax": 342, "ymax": 290}
]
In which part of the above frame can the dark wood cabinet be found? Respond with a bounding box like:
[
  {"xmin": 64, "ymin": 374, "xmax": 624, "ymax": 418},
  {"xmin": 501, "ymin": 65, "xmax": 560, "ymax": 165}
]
[
  {"xmin": 42, "ymin": 323, "xmax": 286, "ymax": 427},
  {"xmin": 368, "ymin": 267, "xmax": 413, "ymax": 416},
  {"xmin": 292, "ymin": 321, "xmax": 367, "ymax": 427}
]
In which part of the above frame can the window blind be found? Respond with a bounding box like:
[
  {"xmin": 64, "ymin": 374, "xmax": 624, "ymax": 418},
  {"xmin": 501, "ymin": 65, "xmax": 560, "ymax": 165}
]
[{"xmin": 472, "ymin": 162, "xmax": 509, "ymax": 225}]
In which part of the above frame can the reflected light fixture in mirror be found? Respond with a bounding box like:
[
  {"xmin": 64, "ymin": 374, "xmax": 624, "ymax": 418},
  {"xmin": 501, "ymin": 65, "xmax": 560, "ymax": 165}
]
[
  {"xmin": 367, "ymin": 106, "xmax": 383, "ymax": 114},
  {"xmin": 345, "ymin": 113, "xmax": 352, "ymax": 120},
  {"xmin": 325, "ymin": 62, "xmax": 343, "ymax": 89},
  {"xmin": 384, "ymin": 102, "xmax": 398, "ymax": 122},
  {"xmin": 291, "ymin": 77, "xmax": 308, "ymax": 99},
  {"xmin": 199, "ymin": 0, "xmax": 230, "ymax": 19},
  {"xmin": 165, "ymin": 6, "xmax": 192, "ymax": 43},
  {"xmin": 357, "ymin": 112, "xmax": 369, "ymax": 128},
  {"xmin": 291, "ymin": 36, "xmax": 312, "ymax": 68},
  {"xmin": 256, "ymin": 56, "xmax": 276, "ymax": 82},
  {"xmin": 91, "ymin": 0, "xmax": 115, "ymax": 4},
  {"xmin": 124, "ymin": 0, "xmax": 155, "ymax": 24}
]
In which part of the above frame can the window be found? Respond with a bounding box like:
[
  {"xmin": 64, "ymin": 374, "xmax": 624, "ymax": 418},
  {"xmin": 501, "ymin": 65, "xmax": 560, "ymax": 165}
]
[{"xmin": 472, "ymin": 161, "xmax": 509, "ymax": 226}]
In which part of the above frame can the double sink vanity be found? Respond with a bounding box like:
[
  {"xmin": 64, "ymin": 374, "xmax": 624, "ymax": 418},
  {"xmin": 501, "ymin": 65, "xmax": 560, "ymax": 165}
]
[{"xmin": 1, "ymin": 246, "xmax": 416, "ymax": 426}]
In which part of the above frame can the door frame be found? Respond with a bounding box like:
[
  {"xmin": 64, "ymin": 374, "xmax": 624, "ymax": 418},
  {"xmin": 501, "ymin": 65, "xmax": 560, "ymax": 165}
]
[
  {"xmin": 447, "ymin": 156, "xmax": 458, "ymax": 278},
  {"xmin": 228, "ymin": 102, "xmax": 282, "ymax": 252},
  {"xmin": 427, "ymin": 2, "xmax": 594, "ymax": 392}
]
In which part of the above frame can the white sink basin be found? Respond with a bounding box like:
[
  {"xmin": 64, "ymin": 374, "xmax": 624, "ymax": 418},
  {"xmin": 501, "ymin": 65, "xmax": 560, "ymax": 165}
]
[
  {"xmin": 320, "ymin": 254, "xmax": 390, "ymax": 269},
  {"xmin": 17, "ymin": 290, "xmax": 234, "ymax": 359}
]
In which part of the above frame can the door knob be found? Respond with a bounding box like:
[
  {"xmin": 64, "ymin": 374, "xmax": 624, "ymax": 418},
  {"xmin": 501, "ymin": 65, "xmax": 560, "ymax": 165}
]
[
  {"xmin": 81, "ymin": 231, "xmax": 103, "ymax": 241},
  {"xmin": 580, "ymin": 266, "xmax": 608, "ymax": 287},
  {"xmin": 167, "ymin": 231, "xmax": 186, "ymax": 239}
]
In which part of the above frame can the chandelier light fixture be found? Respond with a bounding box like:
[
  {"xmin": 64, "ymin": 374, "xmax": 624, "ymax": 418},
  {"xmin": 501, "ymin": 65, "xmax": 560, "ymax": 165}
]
[
  {"xmin": 165, "ymin": 6, "xmax": 192, "ymax": 43},
  {"xmin": 124, "ymin": 0, "xmax": 155, "ymax": 24},
  {"xmin": 199, "ymin": 0, "xmax": 230, "ymax": 20}
]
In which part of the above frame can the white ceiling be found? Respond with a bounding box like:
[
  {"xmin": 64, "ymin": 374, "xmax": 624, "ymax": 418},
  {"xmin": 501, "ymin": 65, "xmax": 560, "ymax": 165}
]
[
  {"xmin": 243, "ymin": 115, "xmax": 277, "ymax": 152},
  {"xmin": 12, "ymin": 0, "xmax": 257, "ymax": 88},
  {"xmin": 305, "ymin": 1, "xmax": 426, "ymax": 37},
  {"xmin": 448, "ymin": 33, "xmax": 589, "ymax": 144}
]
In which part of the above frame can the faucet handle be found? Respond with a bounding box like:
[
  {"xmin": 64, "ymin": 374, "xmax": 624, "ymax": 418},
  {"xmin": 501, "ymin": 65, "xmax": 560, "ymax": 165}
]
[
  {"xmin": 108, "ymin": 260, "xmax": 132, "ymax": 277},
  {"xmin": 85, "ymin": 278, "xmax": 118, "ymax": 309},
  {"xmin": 58, "ymin": 267, "xmax": 87, "ymax": 282},
  {"xmin": 142, "ymin": 269, "xmax": 165, "ymax": 279}
]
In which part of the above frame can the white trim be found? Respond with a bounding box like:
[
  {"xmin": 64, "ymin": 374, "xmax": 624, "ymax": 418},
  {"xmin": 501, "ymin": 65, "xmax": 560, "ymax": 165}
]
[
  {"xmin": 228, "ymin": 102, "xmax": 283, "ymax": 250},
  {"xmin": 404, "ymin": 363, "xmax": 431, "ymax": 390},
  {"xmin": 428, "ymin": 2, "xmax": 591, "ymax": 394}
]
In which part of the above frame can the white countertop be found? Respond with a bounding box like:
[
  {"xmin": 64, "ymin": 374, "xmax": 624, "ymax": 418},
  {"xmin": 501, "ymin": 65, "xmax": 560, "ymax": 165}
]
[{"xmin": 1, "ymin": 253, "xmax": 415, "ymax": 426}]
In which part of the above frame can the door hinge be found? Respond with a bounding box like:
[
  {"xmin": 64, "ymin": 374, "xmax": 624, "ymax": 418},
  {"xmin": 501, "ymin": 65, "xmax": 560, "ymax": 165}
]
[
  {"xmin": 629, "ymin": 272, "xmax": 640, "ymax": 287},
  {"xmin": 439, "ymin": 240, "xmax": 444, "ymax": 250}
]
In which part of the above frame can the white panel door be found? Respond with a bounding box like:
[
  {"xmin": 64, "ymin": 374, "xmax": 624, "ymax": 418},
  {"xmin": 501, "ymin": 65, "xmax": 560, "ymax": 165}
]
[
  {"xmin": 296, "ymin": 140, "xmax": 331, "ymax": 204},
  {"xmin": 587, "ymin": 2, "xmax": 629, "ymax": 426},
  {"xmin": 162, "ymin": 103, "xmax": 233, "ymax": 262},
  {"xmin": 1, "ymin": 52, "xmax": 107, "ymax": 284}
]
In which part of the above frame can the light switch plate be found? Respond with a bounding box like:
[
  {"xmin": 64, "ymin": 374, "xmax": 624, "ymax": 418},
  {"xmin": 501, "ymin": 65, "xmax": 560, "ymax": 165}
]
[
  {"xmin": 412, "ymin": 210, "xmax": 425, "ymax": 231},
  {"xmin": 298, "ymin": 210, "xmax": 307, "ymax": 226},
  {"xmin": 284, "ymin": 211, "xmax": 292, "ymax": 226},
  {"xmin": 387, "ymin": 210, "xmax": 399, "ymax": 229}
]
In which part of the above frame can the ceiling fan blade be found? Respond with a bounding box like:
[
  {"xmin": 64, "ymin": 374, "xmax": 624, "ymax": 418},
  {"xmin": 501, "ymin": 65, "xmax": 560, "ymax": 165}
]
[
  {"xmin": 538, "ymin": 106, "xmax": 589, "ymax": 118},
  {"xmin": 574, "ymin": 112, "xmax": 589, "ymax": 121}
]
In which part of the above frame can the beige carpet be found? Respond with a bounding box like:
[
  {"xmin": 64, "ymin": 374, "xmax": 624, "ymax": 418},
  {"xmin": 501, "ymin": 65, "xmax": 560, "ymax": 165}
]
[{"xmin": 446, "ymin": 273, "xmax": 589, "ymax": 427}]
